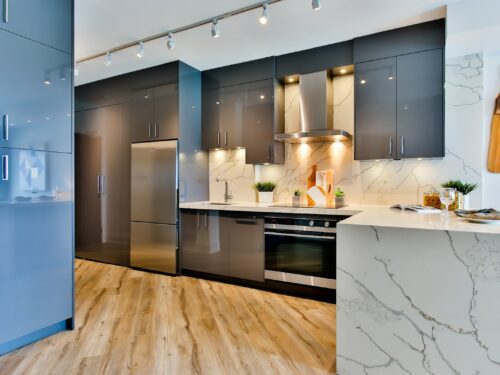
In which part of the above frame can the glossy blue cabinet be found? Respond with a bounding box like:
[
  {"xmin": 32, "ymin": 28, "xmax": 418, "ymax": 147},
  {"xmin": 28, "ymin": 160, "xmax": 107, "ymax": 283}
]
[
  {"xmin": 0, "ymin": 148, "xmax": 73, "ymax": 347},
  {"xmin": 0, "ymin": 0, "xmax": 72, "ymax": 53},
  {"xmin": 0, "ymin": 29, "xmax": 72, "ymax": 153}
]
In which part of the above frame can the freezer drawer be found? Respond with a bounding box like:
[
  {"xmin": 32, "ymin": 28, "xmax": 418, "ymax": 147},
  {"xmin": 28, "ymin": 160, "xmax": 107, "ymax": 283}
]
[{"xmin": 130, "ymin": 222, "xmax": 177, "ymax": 274}]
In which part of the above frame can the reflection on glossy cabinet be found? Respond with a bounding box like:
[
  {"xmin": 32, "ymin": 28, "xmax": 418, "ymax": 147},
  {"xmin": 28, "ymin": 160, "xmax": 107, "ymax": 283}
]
[
  {"xmin": 181, "ymin": 210, "xmax": 229, "ymax": 276},
  {"xmin": 0, "ymin": 30, "xmax": 72, "ymax": 153},
  {"xmin": 202, "ymin": 88, "xmax": 222, "ymax": 149},
  {"xmin": 354, "ymin": 57, "xmax": 397, "ymax": 160},
  {"xmin": 220, "ymin": 85, "xmax": 245, "ymax": 149},
  {"xmin": 75, "ymin": 106, "xmax": 131, "ymax": 267},
  {"xmin": 0, "ymin": 148, "xmax": 72, "ymax": 345},
  {"xmin": 0, "ymin": 0, "xmax": 72, "ymax": 53}
]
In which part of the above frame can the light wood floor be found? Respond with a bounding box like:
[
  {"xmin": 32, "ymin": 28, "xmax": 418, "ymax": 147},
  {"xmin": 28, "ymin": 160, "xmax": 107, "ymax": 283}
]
[{"xmin": 0, "ymin": 260, "xmax": 336, "ymax": 375}]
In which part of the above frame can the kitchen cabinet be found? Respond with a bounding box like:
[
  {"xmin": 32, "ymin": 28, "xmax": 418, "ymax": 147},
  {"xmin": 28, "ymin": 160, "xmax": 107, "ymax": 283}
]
[
  {"xmin": 354, "ymin": 50, "xmax": 444, "ymax": 160},
  {"xmin": 228, "ymin": 215, "xmax": 264, "ymax": 282},
  {"xmin": 396, "ymin": 49, "xmax": 444, "ymax": 159},
  {"xmin": 131, "ymin": 83, "xmax": 179, "ymax": 143},
  {"xmin": 244, "ymin": 79, "xmax": 284, "ymax": 164},
  {"xmin": 0, "ymin": 0, "xmax": 72, "ymax": 53},
  {"xmin": 0, "ymin": 29, "xmax": 72, "ymax": 153},
  {"xmin": 181, "ymin": 211, "xmax": 265, "ymax": 281},
  {"xmin": 0, "ymin": 148, "xmax": 73, "ymax": 346},
  {"xmin": 202, "ymin": 88, "xmax": 221, "ymax": 149},
  {"xmin": 75, "ymin": 105, "xmax": 131, "ymax": 267},
  {"xmin": 181, "ymin": 210, "xmax": 229, "ymax": 276}
]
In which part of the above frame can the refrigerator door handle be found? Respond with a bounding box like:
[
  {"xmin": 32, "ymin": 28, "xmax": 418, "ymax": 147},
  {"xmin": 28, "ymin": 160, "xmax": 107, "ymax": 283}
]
[
  {"xmin": 2, "ymin": 114, "xmax": 8, "ymax": 141},
  {"xmin": 1, "ymin": 155, "xmax": 8, "ymax": 181},
  {"xmin": 3, "ymin": 0, "xmax": 8, "ymax": 23}
]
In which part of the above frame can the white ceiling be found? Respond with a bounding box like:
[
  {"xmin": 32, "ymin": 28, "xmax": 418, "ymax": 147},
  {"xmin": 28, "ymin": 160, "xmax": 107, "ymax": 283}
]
[{"xmin": 75, "ymin": 0, "xmax": 448, "ymax": 86}]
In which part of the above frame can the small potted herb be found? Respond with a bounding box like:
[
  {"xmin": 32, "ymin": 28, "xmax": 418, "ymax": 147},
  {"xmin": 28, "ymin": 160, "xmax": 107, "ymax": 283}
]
[
  {"xmin": 255, "ymin": 182, "xmax": 277, "ymax": 203},
  {"xmin": 335, "ymin": 187, "xmax": 345, "ymax": 207},
  {"xmin": 293, "ymin": 189, "xmax": 303, "ymax": 207},
  {"xmin": 441, "ymin": 180, "xmax": 478, "ymax": 210}
]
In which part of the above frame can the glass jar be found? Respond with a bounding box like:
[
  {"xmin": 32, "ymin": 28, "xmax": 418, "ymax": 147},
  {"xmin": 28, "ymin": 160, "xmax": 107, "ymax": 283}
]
[{"xmin": 423, "ymin": 188, "xmax": 441, "ymax": 209}]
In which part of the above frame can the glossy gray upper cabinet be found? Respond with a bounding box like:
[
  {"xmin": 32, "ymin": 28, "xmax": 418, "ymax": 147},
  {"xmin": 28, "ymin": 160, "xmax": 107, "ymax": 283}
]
[
  {"xmin": 396, "ymin": 49, "xmax": 444, "ymax": 159},
  {"xmin": 202, "ymin": 88, "xmax": 221, "ymax": 150},
  {"xmin": 0, "ymin": 148, "xmax": 72, "ymax": 345},
  {"xmin": 354, "ymin": 57, "xmax": 397, "ymax": 160},
  {"xmin": 131, "ymin": 84, "xmax": 179, "ymax": 143},
  {"xmin": 221, "ymin": 85, "xmax": 245, "ymax": 149},
  {"xmin": 244, "ymin": 79, "xmax": 284, "ymax": 164},
  {"xmin": 0, "ymin": 0, "xmax": 72, "ymax": 53},
  {"xmin": 0, "ymin": 30, "xmax": 72, "ymax": 153}
]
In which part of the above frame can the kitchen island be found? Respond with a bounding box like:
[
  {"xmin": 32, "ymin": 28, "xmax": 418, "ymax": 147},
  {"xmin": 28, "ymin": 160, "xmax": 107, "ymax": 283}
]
[{"xmin": 337, "ymin": 208, "xmax": 500, "ymax": 374}]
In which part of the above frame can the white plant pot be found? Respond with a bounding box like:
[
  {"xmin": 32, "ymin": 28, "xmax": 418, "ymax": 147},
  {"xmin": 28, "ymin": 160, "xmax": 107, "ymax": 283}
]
[{"xmin": 258, "ymin": 191, "xmax": 274, "ymax": 204}]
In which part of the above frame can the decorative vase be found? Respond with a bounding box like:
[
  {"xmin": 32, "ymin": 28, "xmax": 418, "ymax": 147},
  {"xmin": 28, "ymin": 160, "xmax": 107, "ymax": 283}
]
[
  {"xmin": 335, "ymin": 196, "xmax": 345, "ymax": 207},
  {"xmin": 292, "ymin": 196, "xmax": 301, "ymax": 207},
  {"xmin": 258, "ymin": 191, "xmax": 274, "ymax": 204}
]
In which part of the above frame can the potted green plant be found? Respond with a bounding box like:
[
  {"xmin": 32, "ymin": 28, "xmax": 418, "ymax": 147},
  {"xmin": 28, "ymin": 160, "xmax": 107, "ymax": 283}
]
[
  {"xmin": 255, "ymin": 182, "xmax": 277, "ymax": 204},
  {"xmin": 335, "ymin": 187, "xmax": 345, "ymax": 207},
  {"xmin": 440, "ymin": 180, "xmax": 478, "ymax": 210},
  {"xmin": 293, "ymin": 189, "xmax": 303, "ymax": 207}
]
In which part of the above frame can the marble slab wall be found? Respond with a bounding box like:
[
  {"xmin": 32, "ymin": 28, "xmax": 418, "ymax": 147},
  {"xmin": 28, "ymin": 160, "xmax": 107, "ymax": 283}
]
[{"xmin": 209, "ymin": 54, "xmax": 484, "ymax": 207}]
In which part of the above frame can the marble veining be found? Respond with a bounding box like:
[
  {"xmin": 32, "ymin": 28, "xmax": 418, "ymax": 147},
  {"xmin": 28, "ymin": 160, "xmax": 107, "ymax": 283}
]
[
  {"xmin": 208, "ymin": 54, "xmax": 485, "ymax": 208},
  {"xmin": 337, "ymin": 224, "xmax": 500, "ymax": 374}
]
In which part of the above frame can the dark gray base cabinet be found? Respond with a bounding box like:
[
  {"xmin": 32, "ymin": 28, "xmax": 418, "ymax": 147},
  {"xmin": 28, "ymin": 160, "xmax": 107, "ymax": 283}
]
[
  {"xmin": 355, "ymin": 49, "xmax": 444, "ymax": 160},
  {"xmin": 181, "ymin": 211, "xmax": 264, "ymax": 282}
]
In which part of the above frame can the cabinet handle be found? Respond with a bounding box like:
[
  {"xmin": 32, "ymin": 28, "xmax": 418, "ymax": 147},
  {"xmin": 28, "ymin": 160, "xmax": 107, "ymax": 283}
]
[
  {"xmin": 148, "ymin": 123, "xmax": 152, "ymax": 139},
  {"xmin": 217, "ymin": 131, "xmax": 220, "ymax": 148},
  {"xmin": 235, "ymin": 219, "xmax": 257, "ymax": 225},
  {"xmin": 2, "ymin": 114, "xmax": 8, "ymax": 141},
  {"xmin": 97, "ymin": 176, "xmax": 101, "ymax": 195},
  {"xmin": 101, "ymin": 175, "xmax": 105, "ymax": 195},
  {"xmin": 154, "ymin": 123, "xmax": 158, "ymax": 138},
  {"xmin": 267, "ymin": 145, "xmax": 272, "ymax": 161},
  {"xmin": 3, "ymin": 0, "xmax": 8, "ymax": 23},
  {"xmin": 388, "ymin": 137, "xmax": 393, "ymax": 157},
  {"xmin": 204, "ymin": 212, "xmax": 208, "ymax": 229},
  {"xmin": 197, "ymin": 212, "xmax": 200, "ymax": 230},
  {"xmin": 1, "ymin": 155, "xmax": 8, "ymax": 181},
  {"xmin": 225, "ymin": 131, "xmax": 228, "ymax": 146},
  {"xmin": 401, "ymin": 136, "xmax": 405, "ymax": 156}
]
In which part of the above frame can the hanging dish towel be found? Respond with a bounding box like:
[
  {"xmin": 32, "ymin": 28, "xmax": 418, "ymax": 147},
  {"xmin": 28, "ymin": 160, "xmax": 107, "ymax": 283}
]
[{"xmin": 487, "ymin": 94, "xmax": 500, "ymax": 173}]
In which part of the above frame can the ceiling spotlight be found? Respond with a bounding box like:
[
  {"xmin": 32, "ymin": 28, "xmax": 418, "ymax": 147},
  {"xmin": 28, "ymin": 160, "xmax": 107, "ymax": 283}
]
[
  {"xmin": 260, "ymin": 3, "xmax": 269, "ymax": 24},
  {"xmin": 211, "ymin": 19, "xmax": 220, "ymax": 38},
  {"xmin": 136, "ymin": 41, "xmax": 144, "ymax": 58},
  {"xmin": 167, "ymin": 33, "xmax": 175, "ymax": 50},
  {"xmin": 312, "ymin": 0, "xmax": 321, "ymax": 11},
  {"xmin": 104, "ymin": 51, "xmax": 112, "ymax": 67}
]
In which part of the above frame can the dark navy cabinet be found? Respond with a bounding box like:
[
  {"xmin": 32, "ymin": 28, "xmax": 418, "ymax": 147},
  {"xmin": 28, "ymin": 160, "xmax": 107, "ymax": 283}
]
[
  {"xmin": 0, "ymin": 148, "xmax": 73, "ymax": 348},
  {"xmin": 0, "ymin": 0, "xmax": 72, "ymax": 53},
  {"xmin": 0, "ymin": 30, "xmax": 72, "ymax": 153}
]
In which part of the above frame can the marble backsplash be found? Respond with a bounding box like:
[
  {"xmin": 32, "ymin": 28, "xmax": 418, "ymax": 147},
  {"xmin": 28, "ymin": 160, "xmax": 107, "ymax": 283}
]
[{"xmin": 209, "ymin": 54, "xmax": 484, "ymax": 207}]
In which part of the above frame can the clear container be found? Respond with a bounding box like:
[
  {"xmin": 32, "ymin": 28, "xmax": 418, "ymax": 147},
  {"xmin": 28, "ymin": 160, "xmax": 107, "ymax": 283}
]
[{"xmin": 423, "ymin": 188, "xmax": 441, "ymax": 209}]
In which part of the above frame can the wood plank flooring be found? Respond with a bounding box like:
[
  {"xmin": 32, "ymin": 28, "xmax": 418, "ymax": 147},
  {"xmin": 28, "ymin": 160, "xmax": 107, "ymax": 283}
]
[{"xmin": 0, "ymin": 260, "xmax": 336, "ymax": 375}]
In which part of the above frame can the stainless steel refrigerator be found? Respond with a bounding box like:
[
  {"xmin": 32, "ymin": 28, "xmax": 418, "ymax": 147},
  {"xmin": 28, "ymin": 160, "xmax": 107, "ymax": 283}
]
[{"xmin": 130, "ymin": 140, "xmax": 178, "ymax": 274}]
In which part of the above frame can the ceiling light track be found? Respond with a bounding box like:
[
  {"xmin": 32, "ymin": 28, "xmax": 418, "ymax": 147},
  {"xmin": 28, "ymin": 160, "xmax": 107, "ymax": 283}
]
[{"xmin": 76, "ymin": 0, "xmax": 287, "ymax": 65}]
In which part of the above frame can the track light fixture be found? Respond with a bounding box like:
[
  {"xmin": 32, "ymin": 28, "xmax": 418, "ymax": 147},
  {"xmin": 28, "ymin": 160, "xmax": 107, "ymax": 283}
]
[
  {"xmin": 136, "ymin": 41, "xmax": 144, "ymax": 58},
  {"xmin": 259, "ymin": 3, "xmax": 269, "ymax": 24},
  {"xmin": 211, "ymin": 19, "xmax": 220, "ymax": 38},
  {"xmin": 104, "ymin": 51, "xmax": 112, "ymax": 67},
  {"xmin": 167, "ymin": 33, "xmax": 175, "ymax": 50},
  {"xmin": 312, "ymin": 0, "xmax": 321, "ymax": 11}
]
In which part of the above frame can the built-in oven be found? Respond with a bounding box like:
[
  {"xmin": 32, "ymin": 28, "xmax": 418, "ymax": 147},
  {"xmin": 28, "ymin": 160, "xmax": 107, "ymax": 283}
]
[{"xmin": 265, "ymin": 216, "xmax": 343, "ymax": 290}]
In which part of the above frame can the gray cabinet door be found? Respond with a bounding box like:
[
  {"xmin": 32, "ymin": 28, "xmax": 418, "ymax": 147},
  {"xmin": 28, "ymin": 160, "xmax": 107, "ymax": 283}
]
[
  {"xmin": 354, "ymin": 57, "xmax": 397, "ymax": 160},
  {"xmin": 155, "ymin": 83, "xmax": 179, "ymax": 140},
  {"xmin": 0, "ymin": 148, "xmax": 72, "ymax": 345},
  {"xmin": 180, "ymin": 210, "xmax": 229, "ymax": 276},
  {"xmin": 228, "ymin": 216, "xmax": 264, "ymax": 281},
  {"xmin": 0, "ymin": 0, "xmax": 72, "ymax": 53},
  {"xmin": 131, "ymin": 88, "xmax": 155, "ymax": 143},
  {"xmin": 0, "ymin": 30, "xmax": 72, "ymax": 153},
  {"xmin": 75, "ymin": 106, "xmax": 131, "ymax": 267},
  {"xmin": 396, "ymin": 49, "xmax": 444, "ymax": 159},
  {"xmin": 202, "ymin": 88, "xmax": 222, "ymax": 149},
  {"xmin": 244, "ymin": 80, "xmax": 276, "ymax": 164},
  {"xmin": 221, "ymin": 85, "xmax": 245, "ymax": 149}
]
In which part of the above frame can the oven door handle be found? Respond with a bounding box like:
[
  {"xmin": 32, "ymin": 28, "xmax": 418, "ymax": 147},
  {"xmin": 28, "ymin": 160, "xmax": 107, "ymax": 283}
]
[{"xmin": 265, "ymin": 232, "xmax": 335, "ymax": 240}]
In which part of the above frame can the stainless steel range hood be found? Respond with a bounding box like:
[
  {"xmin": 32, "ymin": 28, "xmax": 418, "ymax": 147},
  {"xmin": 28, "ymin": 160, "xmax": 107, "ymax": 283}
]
[{"xmin": 275, "ymin": 70, "xmax": 352, "ymax": 144}]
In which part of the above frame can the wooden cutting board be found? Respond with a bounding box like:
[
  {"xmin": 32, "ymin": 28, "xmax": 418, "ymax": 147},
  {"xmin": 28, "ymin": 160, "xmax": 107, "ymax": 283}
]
[{"xmin": 488, "ymin": 94, "xmax": 500, "ymax": 173}]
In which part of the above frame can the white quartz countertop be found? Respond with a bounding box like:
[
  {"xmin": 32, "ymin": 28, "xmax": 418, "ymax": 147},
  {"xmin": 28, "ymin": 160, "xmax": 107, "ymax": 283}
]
[
  {"xmin": 180, "ymin": 202, "xmax": 500, "ymax": 234},
  {"xmin": 179, "ymin": 201, "xmax": 371, "ymax": 216}
]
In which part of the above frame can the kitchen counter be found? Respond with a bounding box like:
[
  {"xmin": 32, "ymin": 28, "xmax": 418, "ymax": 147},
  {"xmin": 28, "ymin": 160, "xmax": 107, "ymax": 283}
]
[{"xmin": 337, "ymin": 210, "xmax": 500, "ymax": 374}]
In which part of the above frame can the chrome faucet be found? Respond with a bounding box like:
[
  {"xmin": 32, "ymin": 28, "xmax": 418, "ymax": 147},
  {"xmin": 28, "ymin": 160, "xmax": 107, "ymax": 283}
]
[{"xmin": 216, "ymin": 178, "xmax": 233, "ymax": 202}]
